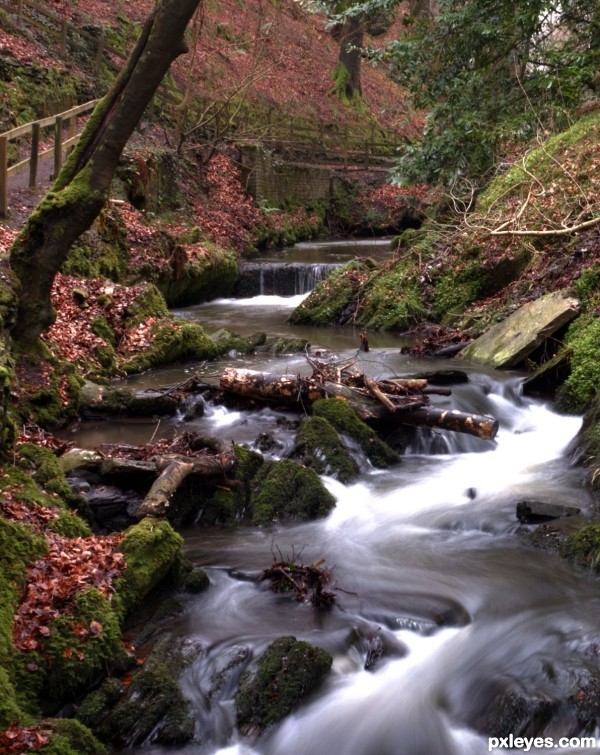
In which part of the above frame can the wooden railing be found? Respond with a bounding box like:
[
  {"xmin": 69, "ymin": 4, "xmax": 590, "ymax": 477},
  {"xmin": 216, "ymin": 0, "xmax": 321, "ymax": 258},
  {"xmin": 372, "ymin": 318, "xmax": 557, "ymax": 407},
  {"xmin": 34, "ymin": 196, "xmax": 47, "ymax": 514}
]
[
  {"xmin": 0, "ymin": 99, "xmax": 99, "ymax": 217},
  {"xmin": 189, "ymin": 97, "xmax": 400, "ymax": 166}
]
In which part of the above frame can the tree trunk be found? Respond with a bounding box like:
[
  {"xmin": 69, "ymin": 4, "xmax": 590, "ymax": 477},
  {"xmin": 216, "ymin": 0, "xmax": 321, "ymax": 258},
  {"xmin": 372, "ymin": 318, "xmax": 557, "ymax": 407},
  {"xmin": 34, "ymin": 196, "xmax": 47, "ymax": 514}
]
[
  {"xmin": 9, "ymin": 0, "xmax": 202, "ymax": 347},
  {"xmin": 335, "ymin": 15, "xmax": 364, "ymax": 99}
]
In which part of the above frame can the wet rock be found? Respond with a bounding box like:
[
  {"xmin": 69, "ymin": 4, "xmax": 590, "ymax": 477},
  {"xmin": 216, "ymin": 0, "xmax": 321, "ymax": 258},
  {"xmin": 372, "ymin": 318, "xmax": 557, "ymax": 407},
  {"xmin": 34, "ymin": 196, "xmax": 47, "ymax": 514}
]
[
  {"xmin": 92, "ymin": 634, "xmax": 202, "ymax": 748},
  {"xmin": 290, "ymin": 415, "xmax": 359, "ymax": 483},
  {"xmin": 235, "ymin": 636, "xmax": 332, "ymax": 736},
  {"xmin": 516, "ymin": 500, "xmax": 581, "ymax": 524},
  {"xmin": 459, "ymin": 292, "xmax": 580, "ymax": 369},
  {"xmin": 208, "ymin": 645, "xmax": 252, "ymax": 700},
  {"xmin": 350, "ymin": 622, "xmax": 408, "ymax": 672},
  {"xmin": 250, "ymin": 459, "xmax": 336, "ymax": 525}
]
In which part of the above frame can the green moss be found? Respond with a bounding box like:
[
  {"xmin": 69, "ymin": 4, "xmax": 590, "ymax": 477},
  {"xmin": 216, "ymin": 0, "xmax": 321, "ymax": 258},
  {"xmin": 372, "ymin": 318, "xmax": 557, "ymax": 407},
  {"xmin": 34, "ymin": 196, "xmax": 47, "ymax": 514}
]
[
  {"xmin": 0, "ymin": 517, "xmax": 46, "ymax": 724},
  {"xmin": 573, "ymin": 265, "xmax": 600, "ymax": 310},
  {"xmin": 196, "ymin": 444, "xmax": 264, "ymax": 526},
  {"xmin": 123, "ymin": 283, "xmax": 169, "ymax": 325},
  {"xmin": 42, "ymin": 718, "xmax": 107, "ymax": 755},
  {"xmin": 77, "ymin": 677, "xmax": 124, "ymax": 731},
  {"xmin": 561, "ymin": 525, "xmax": 600, "ymax": 571},
  {"xmin": 292, "ymin": 416, "xmax": 358, "ymax": 483},
  {"xmin": 181, "ymin": 566, "xmax": 210, "ymax": 593},
  {"xmin": 157, "ymin": 244, "xmax": 238, "ymax": 307},
  {"xmin": 235, "ymin": 636, "xmax": 332, "ymax": 733},
  {"xmin": 22, "ymin": 588, "xmax": 128, "ymax": 707},
  {"xmin": 557, "ymin": 316, "xmax": 600, "ymax": 412},
  {"xmin": 93, "ymin": 636, "xmax": 196, "ymax": 747},
  {"xmin": 312, "ymin": 399, "xmax": 399, "ymax": 467},
  {"xmin": 478, "ymin": 110, "xmax": 600, "ymax": 213},
  {"xmin": 91, "ymin": 316, "xmax": 117, "ymax": 346},
  {"xmin": 120, "ymin": 320, "xmax": 218, "ymax": 374},
  {"xmin": 250, "ymin": 459, "xmax": 336, "ymax": 525},
  {"xmin": 113, "ymin": 518, "xmax": 183, "ymax": 621},
  {"xmin": 17, "ymin": 443, "xmax": 80, "ymax": 505},
  {"xmin": 359, "ymin": 261, "xmax": 425, "ymax": 330},
  {"xmin": 0, "ymin": 667, "xmax": 27, "ymax": 729},
  {"xmin": 289, "ymin": 260, "xmax": 375, "ymax": 327}
]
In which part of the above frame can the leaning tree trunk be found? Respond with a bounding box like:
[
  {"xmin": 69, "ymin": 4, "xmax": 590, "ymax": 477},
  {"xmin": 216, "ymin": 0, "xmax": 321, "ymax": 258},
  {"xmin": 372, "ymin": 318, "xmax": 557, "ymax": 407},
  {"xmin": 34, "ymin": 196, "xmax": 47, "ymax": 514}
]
[{"xmin": 9, "ymin": 0, "xmax": 202, "ymax": 347}]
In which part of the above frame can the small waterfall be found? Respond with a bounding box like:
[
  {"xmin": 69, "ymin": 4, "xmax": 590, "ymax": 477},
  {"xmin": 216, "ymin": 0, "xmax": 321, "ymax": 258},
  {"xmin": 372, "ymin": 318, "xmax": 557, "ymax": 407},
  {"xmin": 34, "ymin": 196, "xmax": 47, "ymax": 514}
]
[{"xmin": 234, "ymin": 262, "xmax": 339, "ymax": 297}]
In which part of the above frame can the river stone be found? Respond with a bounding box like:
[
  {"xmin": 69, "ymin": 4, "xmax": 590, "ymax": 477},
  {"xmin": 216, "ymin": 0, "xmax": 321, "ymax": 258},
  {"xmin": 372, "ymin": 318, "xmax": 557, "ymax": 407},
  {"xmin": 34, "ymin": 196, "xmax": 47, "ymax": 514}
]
[
  {"xmin": 458, "ymin": 292, "xmax": 580, "ymax": 369},
  {"xmin": 516, "ymin": 500, "xmax": 581, "ymax": 524},
  {"xmin": 59, "ymin": 447, "xmax": 103, "ymax": 473},
  {"xmin": 235, "ymin": 636, "xmax": 332, "ymax": 735}
]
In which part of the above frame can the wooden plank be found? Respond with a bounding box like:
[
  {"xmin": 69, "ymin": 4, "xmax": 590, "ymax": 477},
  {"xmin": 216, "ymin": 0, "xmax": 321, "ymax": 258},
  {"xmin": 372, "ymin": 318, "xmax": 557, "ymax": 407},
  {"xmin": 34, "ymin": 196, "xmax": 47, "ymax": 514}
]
[{"xmin": 7, "ymin": 157, "xmax": 30, "ymax": 177}]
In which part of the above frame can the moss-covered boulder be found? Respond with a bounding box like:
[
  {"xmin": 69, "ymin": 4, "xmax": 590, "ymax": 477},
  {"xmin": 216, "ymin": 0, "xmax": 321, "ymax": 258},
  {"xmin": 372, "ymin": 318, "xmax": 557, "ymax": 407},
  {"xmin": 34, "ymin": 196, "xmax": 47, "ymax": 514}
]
[
  {"xmin": 113, "ymin": 518, "xmax": 183, "ymax": 621},
  {"xmin": 235, "ymin": 636, "xmax": 332, "ymax": 736},
  {"xmin": 289, "ymin": 259, "xmax": 376, "ymax": 327},
  {"xmin": 87, "ymin": 635, "xmax": 199, "ymax": 748},
  {"xmin": 196, "ymin": 444, "xmax": 264, "ymax": 526},
  {"xmin": 157, "ymin": 243, "xmax": 238, "ymax": 307},
  {"xmin": 250, "ymin": 459, "xmax": 336, "ymax": 525},
  {"xmin": 120, "ymin": 320, "xmax": 218, "ymax": 375},
  {"xmin": 312, "ymin": 398, "xmax": 399, "ymax": 468},
  {"xmin": 291, "ymin": 415, "xmax": 359, "ymax": 483},
  {"xmin": 62, "ymin": 206, "xmax": 130, "ymax": 282},
  {"xmin": 18, "ymin": 588, "xmax": 129, "ymax": 709}
]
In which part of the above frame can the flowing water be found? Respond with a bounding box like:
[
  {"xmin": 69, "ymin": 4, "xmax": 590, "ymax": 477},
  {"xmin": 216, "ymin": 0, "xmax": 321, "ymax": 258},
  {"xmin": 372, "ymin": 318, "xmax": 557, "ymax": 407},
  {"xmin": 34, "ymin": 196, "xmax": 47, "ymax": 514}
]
[{"xmin": 85, "ymin": 240, "xmax": 600, "ymax": 755}]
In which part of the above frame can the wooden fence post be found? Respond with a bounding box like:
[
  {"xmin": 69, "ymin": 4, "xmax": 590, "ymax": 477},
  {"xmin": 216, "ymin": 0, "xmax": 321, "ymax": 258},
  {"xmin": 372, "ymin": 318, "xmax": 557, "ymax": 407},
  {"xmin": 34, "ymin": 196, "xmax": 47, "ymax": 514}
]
[
  {"xmin": 0, "ymin": 136, "xmax": 8, "ymax": 219},
  {"xmin": 54, "ymin": 116, "xmax": 63, "ymax": 178},
  {"xmin": 16, "ymin": 0, "xmax": 23, "ymax": 27},
  {"xmin": 29, "ymin": 122, "xmax": 40, "ymax": 188}
]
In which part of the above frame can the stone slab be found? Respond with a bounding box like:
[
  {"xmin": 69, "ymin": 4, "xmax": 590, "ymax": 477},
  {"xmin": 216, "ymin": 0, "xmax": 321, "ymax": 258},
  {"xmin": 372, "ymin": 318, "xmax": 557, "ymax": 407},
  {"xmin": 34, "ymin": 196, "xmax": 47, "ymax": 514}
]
[{"xmin": 459, "ymin": 292, "xmax": 580, "ymax": 369}]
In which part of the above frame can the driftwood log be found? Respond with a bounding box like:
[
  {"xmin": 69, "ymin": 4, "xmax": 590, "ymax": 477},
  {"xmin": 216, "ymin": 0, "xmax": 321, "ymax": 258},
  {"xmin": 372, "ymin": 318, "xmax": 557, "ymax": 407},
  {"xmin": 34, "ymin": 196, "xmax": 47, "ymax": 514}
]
[
  {"xmin": 61, "ymin": 433, "xmax": 236, "ymax": 521},
  {"xmin": 219, "ymin": 365, "xmax": 499, "ymax": 441}
]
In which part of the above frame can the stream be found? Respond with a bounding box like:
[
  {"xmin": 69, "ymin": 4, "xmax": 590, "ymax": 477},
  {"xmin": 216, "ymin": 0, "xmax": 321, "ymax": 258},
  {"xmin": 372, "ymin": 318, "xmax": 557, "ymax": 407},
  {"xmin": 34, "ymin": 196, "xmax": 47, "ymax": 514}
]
[{"xmin": 72, "ymin": 239, "xmax": 600, "ymax": 755}]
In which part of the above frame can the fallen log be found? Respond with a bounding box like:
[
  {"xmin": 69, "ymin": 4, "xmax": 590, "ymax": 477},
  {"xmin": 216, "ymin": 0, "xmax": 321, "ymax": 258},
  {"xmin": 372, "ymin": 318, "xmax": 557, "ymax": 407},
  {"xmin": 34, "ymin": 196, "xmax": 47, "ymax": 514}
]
[
  {"xmin": 219, "ymin": 367, "xmax": 324, "ymax": 404},
  {"xmin": 394, "ymin": 406, "xmax": 499, "ymax": 440},
  {"xmin": 219, "ymin": 367, "xmax": 498, "ymax": 440}
]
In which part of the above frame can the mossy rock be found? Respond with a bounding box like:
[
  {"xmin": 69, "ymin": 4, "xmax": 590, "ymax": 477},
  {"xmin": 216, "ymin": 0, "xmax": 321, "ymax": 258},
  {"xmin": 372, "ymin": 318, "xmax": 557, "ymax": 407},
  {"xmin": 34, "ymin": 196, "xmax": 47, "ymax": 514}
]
[
  {"xmin": 43, "ymin": 718, "xmax": 107, "ymax": 755},
  {"xmin": 15, "ymin": 588, "xmax": 128, "ymax": 710},
  {"xmin": 76, "ymin": 677, "xmax": 124, "ymax": 732},
  {"xmin": 195, "ymin": 444, "xmax": 264, "ymax": 526},
  {"xmin": 291, "ymin": 415, "xmax": 358, "ymax": 483},
  {"xmin": 117, "ymin": 149, "xmax": 181, "ymax": 215},
  {"xmin": 92, "ymin": 635, "xmax": 198, "ymax": 748},
  {"xmin": 211, "ymin": 328, "xmax": 259, "ymax": 357},
  {"xmin": 180, "ymin": 565, "xmax": 210, "ymax": 594},
  {"xmin": 113, "ymin": 518, "xmax": 183, "ymax": 622},
  {"xmin": 235, "ymin": 635, "xmax": 332, "ymax": 735},
  {"xmin": 561, "ymin": 525, "xmax": 600, "ymax": 571},
  {"xmin": 250, "ymin": 459, "xmax": 336, "ymax": 525},
  {"xmin": 289, "ymin": 260, "xmax": 376, "ymax": 327},
  {"xmin": 312, "ymin": 399, "xmax": 399, "ymax": 468},
  {"xmin": 120, "ymin": 320, "xmax": 218, "ymax": 375},
  {"xmin": 62, "ymin": 206, "xmax": 129, "ymax": 282},
  {"xmin": 157, "ymin": 243, "xmax": 238, "ymax": 307}
]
